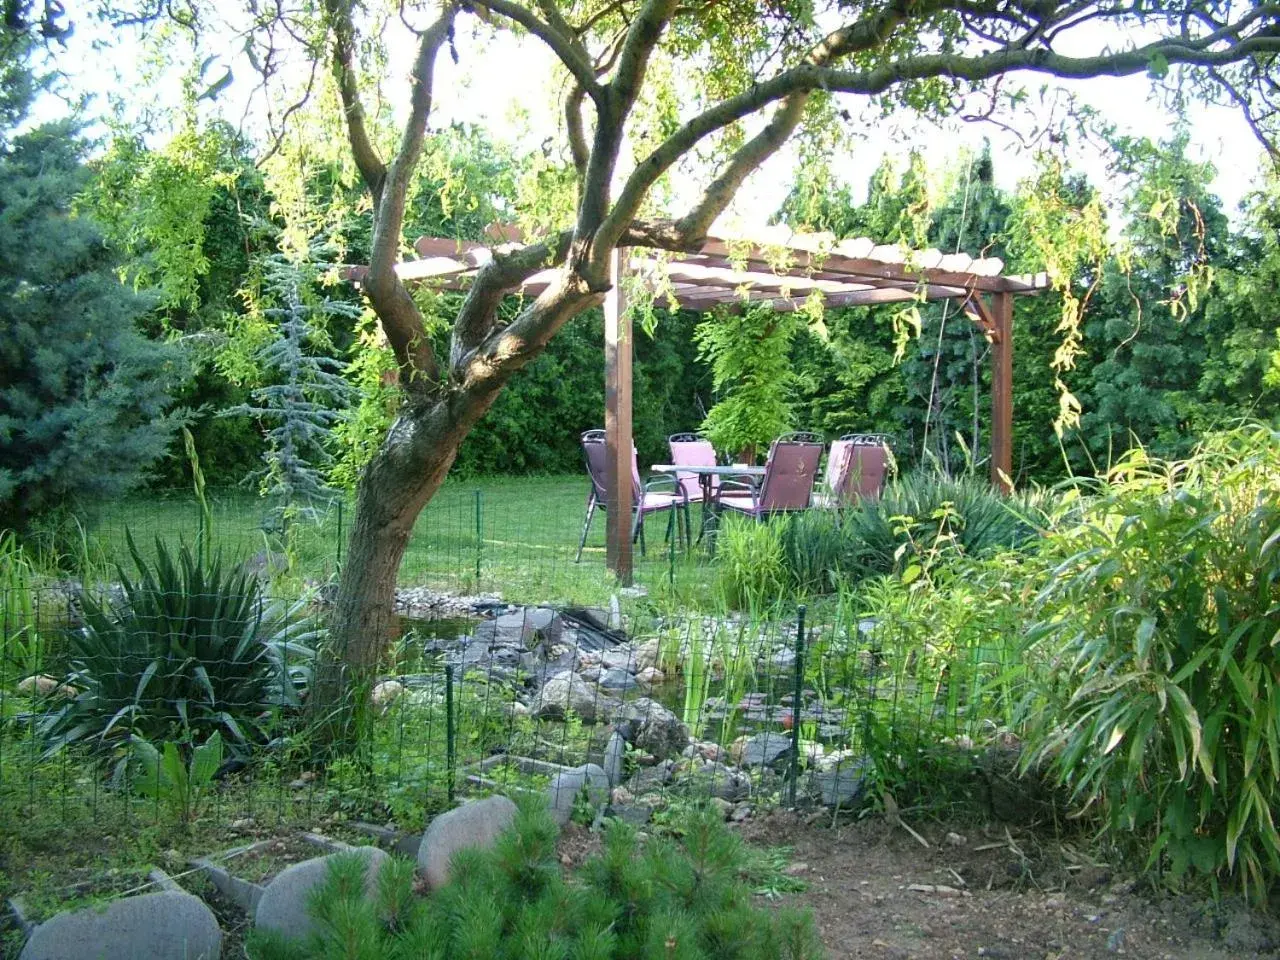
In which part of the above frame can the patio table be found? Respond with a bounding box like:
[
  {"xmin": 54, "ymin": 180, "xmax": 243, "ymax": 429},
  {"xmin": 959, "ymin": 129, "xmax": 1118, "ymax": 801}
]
[{"xmin": 651, "ymin": 463, "xmax": 766, "ymax": 546}]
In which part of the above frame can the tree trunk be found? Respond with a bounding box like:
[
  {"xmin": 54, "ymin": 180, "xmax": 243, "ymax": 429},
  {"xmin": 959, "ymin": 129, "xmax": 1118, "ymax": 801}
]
[{"xmin": 313, "ymin": 391, "xmax": 491, "ymax": 738}]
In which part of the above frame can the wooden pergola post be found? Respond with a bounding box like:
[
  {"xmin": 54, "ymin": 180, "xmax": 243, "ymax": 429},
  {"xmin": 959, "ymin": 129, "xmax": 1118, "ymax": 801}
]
[
  {"xmin": 989, "ymin": 292, "xmax": 1014, "ymax": 492},
  {"xmin": 604, "ymin": 247, "xmax": 634, "ymax": 584}
]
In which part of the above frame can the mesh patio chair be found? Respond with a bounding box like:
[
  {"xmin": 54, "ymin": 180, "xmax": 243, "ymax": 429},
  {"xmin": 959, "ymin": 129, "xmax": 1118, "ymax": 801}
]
[
  {"xmin": 816, "ymin": 433, "xmax": 890, "ymax": 506},
  {"xmin": 714, "ymin": 431, "xmax": 823, "ymax": 519},
  {"xmin": 575, "ymin": 429, "xmax": 690, "ymax": 562},
  {"xmin": 668, "ymin": 433, "xmax": 719, "ymax": 541}
]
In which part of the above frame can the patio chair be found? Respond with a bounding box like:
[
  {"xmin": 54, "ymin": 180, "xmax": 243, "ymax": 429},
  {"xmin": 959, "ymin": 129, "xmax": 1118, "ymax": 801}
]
[
  {"xmin": 816, "ymin": 434, "xmax": 890, "ymax": 506},
  {"xmin": 575, "ymin": 429, "xmax": 690, "ymax": 562},
  {"xmin": 668, "ymin": 433, "xmax": 718, "ymax": 541},
  {"xmin": 714, "ymin": 431, "xmax": 823, "ymax": 519}
]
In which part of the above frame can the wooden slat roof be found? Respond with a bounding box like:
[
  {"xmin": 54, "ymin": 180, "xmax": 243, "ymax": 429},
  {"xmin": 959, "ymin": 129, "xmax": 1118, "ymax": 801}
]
[{"xmin": 343, "ymin": 226, "xmax": 1049, "ymax": 311}]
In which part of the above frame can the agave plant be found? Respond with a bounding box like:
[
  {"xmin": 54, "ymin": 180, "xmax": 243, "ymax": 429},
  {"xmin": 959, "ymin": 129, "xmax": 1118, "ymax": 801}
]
[{"xmin": 40, "ymin": 534, "xmax": 318, "ymax": 758}]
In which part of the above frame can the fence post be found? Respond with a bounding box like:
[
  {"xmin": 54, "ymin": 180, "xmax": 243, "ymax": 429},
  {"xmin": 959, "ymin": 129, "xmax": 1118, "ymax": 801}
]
[
  {"xmin": 335, "ymin": 499, "xmax": 344, "ymax": 571},
  {"xmin": 445, "ymin": 664, "xmax": 457, "ymax": 805},
  {"xmin": 474, "ymin": 489, "xmax": 483, "ymax": 587},
  {"xmin": 787, "ymin": 604, "xmax": 806, "ymax": 807}
]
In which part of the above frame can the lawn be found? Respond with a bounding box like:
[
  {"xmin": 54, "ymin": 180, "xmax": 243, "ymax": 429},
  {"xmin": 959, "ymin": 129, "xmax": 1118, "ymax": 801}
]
[{"xmin": 86, "ymin": 475, "xmax": 716, "ymax": 609}]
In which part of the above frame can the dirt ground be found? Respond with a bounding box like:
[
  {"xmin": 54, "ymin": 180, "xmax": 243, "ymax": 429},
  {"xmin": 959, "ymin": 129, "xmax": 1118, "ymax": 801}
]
[{"xmin": 728, "ymin": 811, "xmax": 1280, "ymax": 960}]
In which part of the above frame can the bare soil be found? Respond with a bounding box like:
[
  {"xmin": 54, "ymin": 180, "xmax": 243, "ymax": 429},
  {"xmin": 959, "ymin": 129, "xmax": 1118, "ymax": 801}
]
[{"xmin": 734, "ymin": 811, "xmax": 1280, "ymax": 960}]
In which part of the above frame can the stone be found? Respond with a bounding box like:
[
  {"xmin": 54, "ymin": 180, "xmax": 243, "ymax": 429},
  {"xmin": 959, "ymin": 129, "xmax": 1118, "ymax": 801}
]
[
  {"xmin": 531, "ymin": 671, "xmax": 613, "ymax": 722},
  {"xmin": 739, "ymin": 732, "xmax": 794, "ymax": 769},
  {"xmin": 547, "ymin": 763, "xmax": 610, "ymax": 826},
  {"xmin": 473, "ymin": 608, "xmax": 560, "ymax": 646},
  {"xmin": 371, "ymin": 679, "xmax": 404, "ymax": 709},
  {"xmin": 255, "ymin": 847, "xmax": 388, "ymax": 942},
  {"xmin": 418, "ymin": 796, "xmax": 518, "ymax": 889},
  {"xmin": 625, "ymin": 758, "xmax": 675, "ymax": 796},
  {"xmin": 598, "ymin": 669, "xmax": 638, "ymax": 692},
  {"xmin": 601, "ymin": 648, "xmax": 638, "ymax": 671},
  {"xmin": 19, "ymin": 891, "xmax": 220, "ymax": 960},
  {"xmin": 709, "ymin": 797, "xmax": 734, "ymax": 819},
  {"xmin": 615, "ymin": 698, "xmax": 688, "ymax": 758},
  {"xmin": 635, "ymin": 667, "xmax": 664, "ymax": 687},
  {"xmin": 602, "ymin": 731, "xmax": 626, "ymax": 787},
  {"xmin": 810, "ymin": 764, "xmax": 869, "ymax": 807},
  {"xmin": 16, "ymin": 674, "xmax": 75, "ymax": 699},
  {"xmin": 633, "ymin": 639, "xmax": 662, "ymax": 671}
]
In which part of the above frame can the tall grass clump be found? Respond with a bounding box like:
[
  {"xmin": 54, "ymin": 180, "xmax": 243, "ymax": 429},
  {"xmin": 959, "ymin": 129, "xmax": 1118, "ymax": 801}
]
[
  {"xmin": 1021, "ymin": 424, "xmax": 1280, "ymax": 898},
  {"xmin": 839, "ymin": 469, "xmax": 1056, "ymax": 580},
  {"xmin": 714, "ymin": 514, "xmax": 787, "ymax": 612}
]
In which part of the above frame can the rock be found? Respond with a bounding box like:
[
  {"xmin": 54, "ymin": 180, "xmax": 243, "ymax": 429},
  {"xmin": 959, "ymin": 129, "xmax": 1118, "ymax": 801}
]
[
  {"xmin": 634, "ymin": 639, "xmax": 661, "ymax": 671},
  {"xmin": 601, "ymin": 648, "xmax": 638, "ymax": 671},
  {"xmin": 738, "ymin": 732, "xmax": 793, "ymax": 769},
  {"xmin": 625, "ymin": 758, "xmax": 675, "ymax": 796},
  {"xmin": 635, "ymin": 667, "xmax": 664, "ymax": 687},
  {"xmin": 255, "ymin": 847, "xmax": 388, "ymax": 942},
  {"xmin": 731, "ymin": 802, "xmax": 751, "ymax": 822},
  {"xmin": 20, "ymin": 891, "xmax": 220, "ymax": 960},
  {"xmin": 598, "ymin": 669, "xmax": 638, "ymax": 692},
  {"xmin": 16, "ymin": 675, "xmax": 76, "ymax": 699},
  {"xmin": 602, "ymin": 731, "xmax": 626, "ymax": 787},
  {"xmin": 417, "ymin": 796, "xmax": 518, "ymax": 890},
  {"xmin": 473, "ymin": 608, "xmax": 560, "ymax": 646},
  {"xmin": 547, "ymin": 763, "xmax": 610, "ymax": 826},
  {"xmin": 609, "ymin": 803, "xmax": 654, "ymax": 826},
  {"xmin": 371, "ymin": 679, "xmax": 405, "ymax": 709},
  {"xmin": 607, "ymin": 594, "xmax": 622, "ymax": 629},
  {"xmin": 696, "ymin": 765, "xmax": 752, "ymax": 801},
  {"xmin": 709, "ymin": 797, "xmax": 733, "ymax": 819},
  {"xmin": 615, "ymin": 698, "xmax": 688, "ymax": 758},
  {"xmin": 503, "ymin": 701, "xmax": 531, "ymax": 719},
  {"xmin": 810, "ymin": 764, "xmax": 869, "ymax": 807},
  {"xmin": 531, "ymin": 671, "xmax": 613, "ymax": 722}
]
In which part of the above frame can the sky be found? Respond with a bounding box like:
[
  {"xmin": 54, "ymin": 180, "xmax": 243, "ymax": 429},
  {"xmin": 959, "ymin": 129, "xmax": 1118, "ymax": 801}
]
[{"xmin": 42, "ymin": 7, "xmax": 1273, "ymax": 234}]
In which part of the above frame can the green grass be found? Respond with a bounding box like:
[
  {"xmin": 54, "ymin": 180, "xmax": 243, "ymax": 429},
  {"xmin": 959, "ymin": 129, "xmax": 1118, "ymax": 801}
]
[{"xmin": 85, "ymin": 475, "xmax": 715, "ymax": 609}]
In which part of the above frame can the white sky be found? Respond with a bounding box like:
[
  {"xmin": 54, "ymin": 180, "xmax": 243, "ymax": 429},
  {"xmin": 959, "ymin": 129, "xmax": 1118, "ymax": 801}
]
[{"xmin": 42, "ymin": 10, "xmax": 1272, "ymax": 229}]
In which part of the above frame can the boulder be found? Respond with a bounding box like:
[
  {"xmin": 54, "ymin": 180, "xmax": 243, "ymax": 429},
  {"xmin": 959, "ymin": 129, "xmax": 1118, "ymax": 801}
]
[
  {"xmin": 417, "ymin": 795, "xmax": 518, "ymax": 890},
  {"xmin": 255, "ymin": 846, "xmax": 388, "ymax": 942},
  {"xmin": 738, "ymin": 732, "xmax": 793, "ymax": 770},
  {"xmin": 625, "ymin": 758, "xmax": 675, "ymax": 796},
  {"xmin": 635, "ymin": 667, "xmax": 664, "ymax": 688},
  {"xmin": 598, "ymin": 669, "xmax": 638, "ymax": 692},
  {"xmin": 532, "ymin": 671, "xmax": 613, "ymax": 722},
  {"xmin": 546, "ymin": 763, "xmax": 610, "ymax": 826},
  {"xmin": 634, "ymin": 639, "xmax": 661, "ymax": 671},
  {"xmin": 371, "ymin": 679, "xmax": 405, "ymax": 709},
  {"xmin": 20, "ymin": 891, "xmax": 221, "ymax": 960},
  {"xmin": 615, "ymin": 698, "xmax": 688, "ymax": 758},
  {"xmin": 15, "ymin": 675, "xmax": 76, "ymax": 699},
  {"xmin": 810, "ymin": 764, "xmax": 869, "ymax": 807},
  {"xmin": 602, "ymin": 731, "xmax": 627, "ymax": 787},
  {"xmin": 473, "ymin": 608, "xmax": 561, "ymax": 646}
]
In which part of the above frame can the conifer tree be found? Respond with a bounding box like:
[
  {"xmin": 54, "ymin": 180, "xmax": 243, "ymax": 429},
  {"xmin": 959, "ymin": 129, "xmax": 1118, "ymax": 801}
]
[{"xmin": 0, "ymin": 64, "xmax": 186, "ymax": 535}]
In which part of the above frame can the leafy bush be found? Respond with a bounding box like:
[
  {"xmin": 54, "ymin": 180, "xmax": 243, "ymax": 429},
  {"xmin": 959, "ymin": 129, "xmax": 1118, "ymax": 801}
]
[
  {"xmin": 1021, "ymin": 425, "xmax": 1280, "ymax": 898},
  {"xmin": 40, "ymin": 535, "xmax": 317, "ymax": 758},
  {"xmin": 247, "ymin": 802, "xmax": 823, "ymax": 959}
]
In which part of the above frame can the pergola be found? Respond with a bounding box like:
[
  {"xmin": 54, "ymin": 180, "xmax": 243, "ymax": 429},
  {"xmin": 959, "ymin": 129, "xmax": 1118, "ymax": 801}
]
[{"xmin": 349, "ymin": 227, "xmax": 1050, "ymax": 583}]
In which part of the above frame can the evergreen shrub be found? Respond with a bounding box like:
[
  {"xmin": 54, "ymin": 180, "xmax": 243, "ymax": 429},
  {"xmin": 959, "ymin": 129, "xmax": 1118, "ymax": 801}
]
[{"xmin": 246, "ymin": 802, "xmax": 825, "ymax": 959}]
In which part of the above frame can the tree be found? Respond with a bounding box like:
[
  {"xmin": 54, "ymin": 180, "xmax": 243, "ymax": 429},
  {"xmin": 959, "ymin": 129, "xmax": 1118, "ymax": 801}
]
[
  {"xmin": 226, "ymin": 254, "xmax": 358, "ymax": 535},
  {"xmin": 0, "ymin": 78, "xmax": 186, "ymax": 536},
  {"xmin": 100, "ymin": 0, "xmax": 1280, "ymax": 708}
]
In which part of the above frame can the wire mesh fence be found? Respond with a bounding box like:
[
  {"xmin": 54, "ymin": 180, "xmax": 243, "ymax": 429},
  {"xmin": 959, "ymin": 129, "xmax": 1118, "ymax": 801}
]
[
  {"xmin": 0, "ymin": 579, "xmax": 1014, "ymax": 836},
  {"xmin": 78, "ymin": 478, "xmax": 724, "ymax": 608}
]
